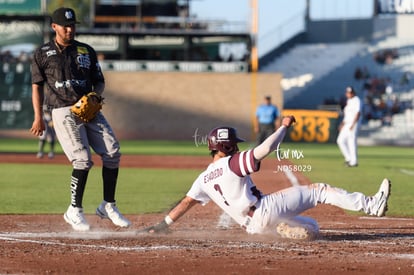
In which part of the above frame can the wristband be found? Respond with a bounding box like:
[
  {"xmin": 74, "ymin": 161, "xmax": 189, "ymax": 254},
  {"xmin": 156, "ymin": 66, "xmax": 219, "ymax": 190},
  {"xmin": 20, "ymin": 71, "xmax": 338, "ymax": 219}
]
[{"xmin": 164, "ymin": 215, "xmax": 174, "ymax": 225}]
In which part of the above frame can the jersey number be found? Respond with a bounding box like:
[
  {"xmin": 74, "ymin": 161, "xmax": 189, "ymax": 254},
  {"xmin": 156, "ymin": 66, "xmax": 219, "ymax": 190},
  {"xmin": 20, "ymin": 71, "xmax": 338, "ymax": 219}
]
[{"xmin": 214, "ymin": 184, "xmax": 229, "ymax": 206}]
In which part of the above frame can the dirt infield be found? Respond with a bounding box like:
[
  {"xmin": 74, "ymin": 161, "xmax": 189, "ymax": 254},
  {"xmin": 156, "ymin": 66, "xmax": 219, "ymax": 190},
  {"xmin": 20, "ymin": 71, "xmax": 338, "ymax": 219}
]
[{"xmin": 1, "ymin": 153, "xmax": 413, "ymax": 274}]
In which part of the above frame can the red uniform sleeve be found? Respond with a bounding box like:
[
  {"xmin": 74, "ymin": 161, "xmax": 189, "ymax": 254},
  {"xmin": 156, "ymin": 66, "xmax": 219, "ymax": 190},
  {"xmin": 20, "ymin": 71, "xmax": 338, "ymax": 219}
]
[{"xmin": 228, "ymin": 149, "xmax": 260, "ymax": 177}]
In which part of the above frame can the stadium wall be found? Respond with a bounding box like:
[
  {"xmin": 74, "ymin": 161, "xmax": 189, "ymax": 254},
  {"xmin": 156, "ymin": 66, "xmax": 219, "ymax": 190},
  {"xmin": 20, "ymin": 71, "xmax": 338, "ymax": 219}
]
[
  {"xmin": 0, "ymin": 72, "xmax": 282, "ymax": 141},
  {"xmin": 95, "ymin": 72, "xmax": 282, "ymax": 141},
  {"xmin": 306, "ymin": 18, "xmax": 374, "ymax": 43}
]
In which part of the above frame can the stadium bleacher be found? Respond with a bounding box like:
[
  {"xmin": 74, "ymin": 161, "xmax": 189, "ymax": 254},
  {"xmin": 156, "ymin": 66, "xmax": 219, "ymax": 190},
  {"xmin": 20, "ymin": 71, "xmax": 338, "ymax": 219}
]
[
  {"xmin": 260, "ymin": 35, "xmax": 414, "ymax": 145},
  {"xmin": 261, "ymin": 42, "xmax": 367, "ymax": 105}
]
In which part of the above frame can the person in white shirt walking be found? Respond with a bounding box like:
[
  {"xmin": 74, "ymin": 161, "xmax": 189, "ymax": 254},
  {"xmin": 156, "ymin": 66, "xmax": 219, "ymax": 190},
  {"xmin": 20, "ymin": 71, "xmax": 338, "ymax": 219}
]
[{"xmin": 337, "ymin": 86, "xmax": 362, "ymax": 167}]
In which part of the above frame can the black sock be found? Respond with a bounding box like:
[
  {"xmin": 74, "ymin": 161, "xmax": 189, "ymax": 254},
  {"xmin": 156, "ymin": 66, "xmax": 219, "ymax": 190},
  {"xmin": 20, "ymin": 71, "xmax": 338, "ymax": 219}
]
[
  {"xmin": 102, "ymin": 167, "xmax": 119, "ymax": 203},
  {"xmin": 70, "ymin": 169, "xmax": 89, "ymax": 208}
]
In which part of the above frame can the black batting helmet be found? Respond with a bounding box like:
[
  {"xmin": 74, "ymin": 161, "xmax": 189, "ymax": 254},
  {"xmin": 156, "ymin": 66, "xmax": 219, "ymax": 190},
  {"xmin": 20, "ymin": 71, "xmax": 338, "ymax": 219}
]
[{"xmin": 207, "ymin": 126, "xmax": 245, "ymax": 155}]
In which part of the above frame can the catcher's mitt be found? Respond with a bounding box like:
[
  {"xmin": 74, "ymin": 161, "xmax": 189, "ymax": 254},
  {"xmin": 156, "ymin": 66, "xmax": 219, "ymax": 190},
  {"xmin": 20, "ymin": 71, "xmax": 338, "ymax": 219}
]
[{"xmin": 71, "ymin": 92, "xmax": 103, "ymax": 122}]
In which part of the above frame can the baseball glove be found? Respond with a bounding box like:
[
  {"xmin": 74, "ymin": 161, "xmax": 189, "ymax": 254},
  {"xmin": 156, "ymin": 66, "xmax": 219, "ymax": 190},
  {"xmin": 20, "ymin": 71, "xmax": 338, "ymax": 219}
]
[{"xmin": 71, "ymin": 92, "xmax": 103, "ymax": 122}]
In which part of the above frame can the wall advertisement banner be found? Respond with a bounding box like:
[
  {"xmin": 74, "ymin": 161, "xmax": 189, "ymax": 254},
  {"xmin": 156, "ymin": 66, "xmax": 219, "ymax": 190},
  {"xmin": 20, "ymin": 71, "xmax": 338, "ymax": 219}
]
[
  {"xmin": 282, "ymin": 109, "xmax": 340, "ymax": 143},
  {"xmin": 0, "ymin": 20, "xmax": 43, "ymax": 129},
  {"xmin": 0, "ymin": 0, "xmax": 41, "ymax": 14}
]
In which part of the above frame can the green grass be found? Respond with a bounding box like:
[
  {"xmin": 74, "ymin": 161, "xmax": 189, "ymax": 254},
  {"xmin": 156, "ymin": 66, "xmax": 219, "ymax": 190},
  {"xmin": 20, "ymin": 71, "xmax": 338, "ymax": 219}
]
[
  {"xmin": 1, "ymin": 163, "xmax": 198, "ymax": 214},
  {"xmin": 0, "ymin": 138, "xmax": 252, "ymax": 155},
  {"xmin": 284, "ymin": 143, "xmax": 414, "ymax": 217},
  {"xmin": 0, "ymin": 139, "xmax": 413, "ymax": 217}
]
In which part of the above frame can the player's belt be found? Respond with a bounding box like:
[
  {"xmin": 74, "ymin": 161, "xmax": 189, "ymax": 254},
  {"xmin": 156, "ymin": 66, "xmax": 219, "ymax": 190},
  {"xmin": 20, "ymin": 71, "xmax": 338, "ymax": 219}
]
[
  {"xmin": 247, "ymin": 205, "xmax": 256, "ymax": 217},
  {"xmin": 247, "ymin": 197, "xmax": 261, "ymax": 218}
]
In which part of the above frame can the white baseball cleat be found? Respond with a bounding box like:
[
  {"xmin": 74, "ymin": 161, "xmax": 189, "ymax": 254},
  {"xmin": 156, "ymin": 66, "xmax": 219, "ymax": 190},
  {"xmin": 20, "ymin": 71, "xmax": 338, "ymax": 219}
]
[
  {"xmin": 371, "ymin": 178, "xmax": 391, "ymax": 217},
  {"xmin": 64, "ymin": 205, "xmax": 90, "ymax": 231},
  {"xmin": 96, "ymin": 201, "xmax": 131, "ymax": 228},
  {"xmin": 276, "ymin": 222, "xmax": 311, "ymax": 240}
]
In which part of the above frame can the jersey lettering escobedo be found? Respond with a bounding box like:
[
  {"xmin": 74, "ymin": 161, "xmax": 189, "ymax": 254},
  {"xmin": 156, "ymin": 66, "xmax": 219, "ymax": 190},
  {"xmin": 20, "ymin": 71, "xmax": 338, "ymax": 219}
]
[{"xmin": 187, "ymin": 149, "xmax": 261, "ymax": 226}]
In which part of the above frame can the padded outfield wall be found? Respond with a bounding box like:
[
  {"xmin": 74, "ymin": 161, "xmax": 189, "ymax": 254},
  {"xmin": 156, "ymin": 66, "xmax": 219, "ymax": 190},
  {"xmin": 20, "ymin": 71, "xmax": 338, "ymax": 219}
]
[
  {"xmin": 0, "ymin": 72, "xmax": 282, "ymax": 141},
  {"xmin": 99, "ymin": 72, "xmax": 283, "ymax": 141},
  {"xmin": 1, "ymin": 71, "xmax": 340, "ymax": 144}
]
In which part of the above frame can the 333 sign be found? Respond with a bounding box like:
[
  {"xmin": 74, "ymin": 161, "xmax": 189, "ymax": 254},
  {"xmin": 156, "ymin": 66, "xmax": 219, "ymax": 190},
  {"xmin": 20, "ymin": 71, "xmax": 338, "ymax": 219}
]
[{"xmin": 282, "ymin": 110, "xmax": 340, "ymax": 143}]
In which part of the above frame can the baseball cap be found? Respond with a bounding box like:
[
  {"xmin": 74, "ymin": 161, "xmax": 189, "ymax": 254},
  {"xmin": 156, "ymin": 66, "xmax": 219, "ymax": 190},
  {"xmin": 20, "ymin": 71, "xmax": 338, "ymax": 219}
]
[
  {"xmin": 51, "ymin": 7, "xmax": 79, "ymax": 26},
  {"xmin": 346, "ymin": 86, "xmax": 355, "ymax": 94}
]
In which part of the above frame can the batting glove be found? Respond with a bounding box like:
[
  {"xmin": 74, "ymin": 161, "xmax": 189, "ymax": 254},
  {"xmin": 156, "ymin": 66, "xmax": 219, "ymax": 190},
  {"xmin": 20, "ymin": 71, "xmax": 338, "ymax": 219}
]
[{"xmin": 145, "ymin": 220, "xmax": 170, "ymax": 234}]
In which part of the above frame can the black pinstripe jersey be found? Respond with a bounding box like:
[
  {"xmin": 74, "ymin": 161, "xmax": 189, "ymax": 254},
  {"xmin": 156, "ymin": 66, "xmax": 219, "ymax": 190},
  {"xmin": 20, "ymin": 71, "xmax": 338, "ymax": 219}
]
[{"xmin": 31, "ymin": 39, "xmax": 105, "ymax": 108}]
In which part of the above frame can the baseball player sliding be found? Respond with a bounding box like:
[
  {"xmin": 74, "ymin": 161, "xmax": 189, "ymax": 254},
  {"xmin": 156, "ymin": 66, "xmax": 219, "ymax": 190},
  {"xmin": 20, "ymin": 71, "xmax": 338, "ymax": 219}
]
[{"xmin": 145, "ymin": 116, "xmax": 391, "ymax": 240}]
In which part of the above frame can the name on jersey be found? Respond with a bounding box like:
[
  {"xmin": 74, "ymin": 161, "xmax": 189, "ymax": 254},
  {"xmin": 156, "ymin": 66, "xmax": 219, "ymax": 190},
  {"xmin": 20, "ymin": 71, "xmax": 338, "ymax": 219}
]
[
  {"xmin": 204, "ymin": 168, "xmax": 223, "ymax": 183},
  {"xmin": 55, "ymin": 79, "xmax": 87, "ymax": 89}
]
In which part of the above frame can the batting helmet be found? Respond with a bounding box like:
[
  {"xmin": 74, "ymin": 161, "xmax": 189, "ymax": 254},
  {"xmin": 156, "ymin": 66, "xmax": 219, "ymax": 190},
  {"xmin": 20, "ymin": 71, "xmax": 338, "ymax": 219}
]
[{"xmin": 207, "ymin": 126, "xmax": 245, "ymax": 155}]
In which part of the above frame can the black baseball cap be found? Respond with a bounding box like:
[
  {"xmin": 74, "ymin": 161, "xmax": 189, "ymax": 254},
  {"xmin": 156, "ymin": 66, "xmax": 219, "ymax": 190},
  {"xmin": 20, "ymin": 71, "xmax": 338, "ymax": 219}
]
[{"xmin": 51, "ymin": 7, "xmax": 79, "ymax": 26}]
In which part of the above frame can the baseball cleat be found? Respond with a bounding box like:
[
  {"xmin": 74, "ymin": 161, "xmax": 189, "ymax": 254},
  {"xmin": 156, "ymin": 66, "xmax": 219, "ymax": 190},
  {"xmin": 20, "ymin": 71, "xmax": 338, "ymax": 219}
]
[
  {"xmin": 372, "ymin": 178, "xmax": 391, "ymax": 217},
  {"xmin": 96, "ymin": 201, "xmax": 131, "ymax": 228},
  {"xmin": 276, "ymin": 222, "xmax": 311, "ymax": 240},
  {"xmin": 64, "ymin": 205, "xmax": 90, "ymax": 231}
]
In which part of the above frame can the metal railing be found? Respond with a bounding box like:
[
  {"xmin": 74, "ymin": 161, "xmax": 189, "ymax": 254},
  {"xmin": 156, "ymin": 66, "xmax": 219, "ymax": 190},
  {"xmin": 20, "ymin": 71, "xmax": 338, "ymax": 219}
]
[{"xmin": 258, "ymin": 10, "xmax": 306, "ymax": 58}]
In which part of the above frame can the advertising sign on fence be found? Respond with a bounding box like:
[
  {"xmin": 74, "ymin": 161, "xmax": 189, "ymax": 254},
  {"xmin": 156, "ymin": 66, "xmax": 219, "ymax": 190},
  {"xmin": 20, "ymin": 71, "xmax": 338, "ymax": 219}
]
[
  {"xmin": 282, "ymin": 109, "xmax": 340, "ymax": 143},
  {"xmin": 0, "ymin": 20, "xmax": 43, "ymax": 129}
]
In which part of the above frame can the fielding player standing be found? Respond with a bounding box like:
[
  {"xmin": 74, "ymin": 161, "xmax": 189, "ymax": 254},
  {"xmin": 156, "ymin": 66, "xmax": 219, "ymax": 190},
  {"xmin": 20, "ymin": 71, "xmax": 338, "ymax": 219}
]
[
  {"xmin": 337, "ymin": 86, "xmax": 362, "ymax": 167},
  {"xmin": 29, "ymin": 7, "xmax": 130, "ymax": 231}
]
